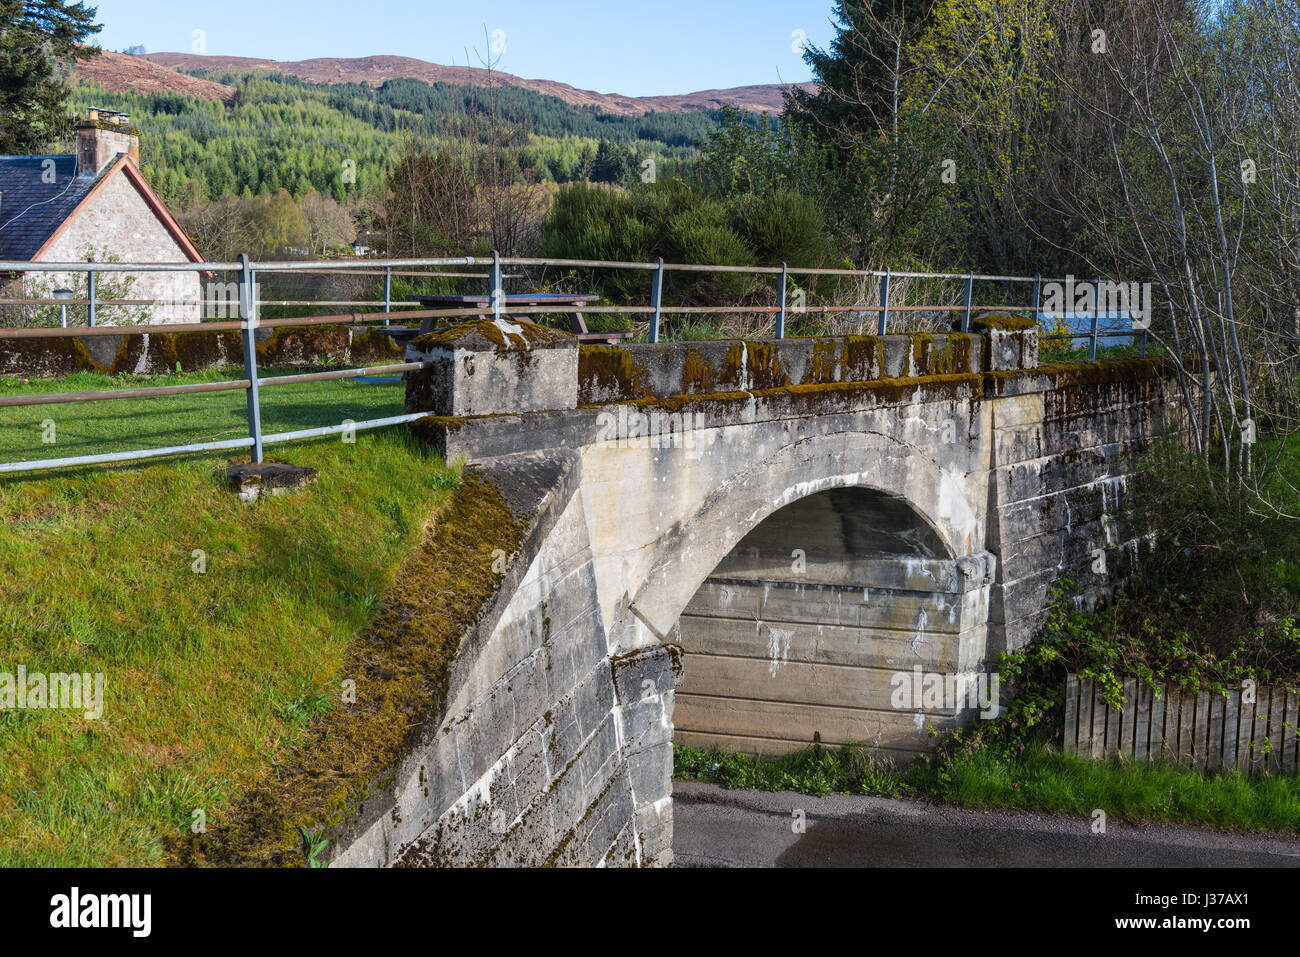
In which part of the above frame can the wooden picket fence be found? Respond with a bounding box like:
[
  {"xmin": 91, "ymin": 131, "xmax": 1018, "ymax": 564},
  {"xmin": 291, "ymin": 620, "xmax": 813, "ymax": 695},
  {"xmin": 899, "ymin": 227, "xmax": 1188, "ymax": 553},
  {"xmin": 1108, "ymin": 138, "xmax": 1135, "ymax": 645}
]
[{"xmin": 1063, "ymin": 675, "xmax": 1300, "ymax": 774}]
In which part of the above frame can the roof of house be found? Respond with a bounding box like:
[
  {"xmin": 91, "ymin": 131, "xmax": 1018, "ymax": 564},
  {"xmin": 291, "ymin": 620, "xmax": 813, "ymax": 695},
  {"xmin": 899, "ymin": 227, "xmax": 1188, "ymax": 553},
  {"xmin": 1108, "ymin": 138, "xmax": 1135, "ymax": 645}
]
[
  {"xmin": 0, "ymin": 155, "xmax": 108, "ymax": 261},
  {"xmin": 0, "ymin": 153, "xmax": 203, "ymax": 264}
]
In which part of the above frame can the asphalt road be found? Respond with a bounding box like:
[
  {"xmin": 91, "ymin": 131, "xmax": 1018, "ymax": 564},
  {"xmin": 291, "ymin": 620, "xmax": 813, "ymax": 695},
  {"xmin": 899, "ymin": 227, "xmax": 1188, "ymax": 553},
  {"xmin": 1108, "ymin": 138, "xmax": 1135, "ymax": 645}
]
[{"xmin": 672, "ymin": 782, "xmax": 1300, "ymax": 867}]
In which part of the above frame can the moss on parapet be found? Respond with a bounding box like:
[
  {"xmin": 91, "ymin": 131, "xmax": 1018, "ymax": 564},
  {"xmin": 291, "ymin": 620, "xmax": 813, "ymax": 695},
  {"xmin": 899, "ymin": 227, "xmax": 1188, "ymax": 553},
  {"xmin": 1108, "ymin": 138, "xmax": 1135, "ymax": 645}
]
[
  {"xmin": 579, "ymin": 345, "xmax": 652, "ymax": 400},
  {"xmin": 413, "ymin": 318, "xmax": 573, "ymax": 353},
  {"xmin": 922, "ymin": 333, "xmax": 976, "ymax": 375},
  {"xmin": 910, "ymin": 332, "xmax": 935, "ymax": 373},
  {"xmin": 1044, "ymin": 357, "xmax": 1168, "ymax": 383},
  {"xmin": 965, "ymin": 312, "xmax": 1039, "ymax": 332},
  {"xmin": 3, "ymin": 324, "xmax": 397, "ymax": 379},
  {"xmin": 807, "ymin": 338, "xmax": 840, "ymax": 384},
  {"xmin": 256, "ymin": 324, "xmax": 350, "ymax": 366},
  {"xmin": 167, "ymin": 473, "xmax": 529, "ymax": 867},
  {"xmin": 843, "ymin": 335, "xmax": 886, "ymax": 381},
  {"xmin": 169, "ymin": 330, "xmax": 242, "ymax": 370},
  {"xmin": 1032, "ymin": 356, "xmax": 1170, "ymax": 386},
  {"xmin": 719, "ymin": 340, "xmax": 790, "ymax": 390},
  {"xmin": 681, "ymin": 347, "xmax": 718, "ymax": 393},
  {"xmin": 623, "ymin": 371, "xmax": 981, "ymax": 416},
  {"xmin": 1, "ymin": 335, "xmax": 106, "ymax": 376},
  {"xmin": 349, "ymin": 328, "xmax": 407, "ymax": 365}
]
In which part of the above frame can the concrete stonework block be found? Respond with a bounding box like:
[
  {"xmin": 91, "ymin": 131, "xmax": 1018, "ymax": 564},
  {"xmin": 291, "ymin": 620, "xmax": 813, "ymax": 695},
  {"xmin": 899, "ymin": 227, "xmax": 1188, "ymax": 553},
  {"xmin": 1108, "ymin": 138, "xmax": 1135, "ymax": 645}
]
[
  {"xmin": 547, "ymin": 716, "xmax": 620, "ymax": 835},
  {"xmin": 634, "ymin": 799, "xmax": 673, "ymax": 867},
  {"xmin": 405, "ymin": 319, "xmax": 578, "ymax": 416},
  {"xmin": 549, "ymin": 765, "xmax": 636, "ymax": 867},
  {"xmin": 507, "ymin": 726, "xmax": 551, "ymax": 809},
  {"xmin": 985, "ymin": 327, "xmax": 1038, "ymax": 371},
  {"xmin": 617, "ymin": 693, "xmax": 671, "ymax": 753},
  {"xmin": 626, "ymin": 739, "xmax": 673, "ymax": 805},
  {"xmin": 223, "ymin": 463, "xmax": 317, "ymax": 502},
  {"xmin": 882, "ymin": 337, "xmax": 911, "ymax": 378},
  {"xmin": 602, "ymin": 823, "xmax": 641, "ymax": 867},
  {"xmin": 611, "ymin": 643, "xmax": 685, "ymax": 703}
]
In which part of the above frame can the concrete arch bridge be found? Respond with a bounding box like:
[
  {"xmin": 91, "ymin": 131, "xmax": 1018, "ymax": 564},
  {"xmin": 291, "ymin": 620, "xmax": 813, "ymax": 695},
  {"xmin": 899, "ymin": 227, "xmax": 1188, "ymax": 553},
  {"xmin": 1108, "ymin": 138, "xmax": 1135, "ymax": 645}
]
[{"xmin": 330, "ymin": 318, "xmax": 1182, "ymax": 867}]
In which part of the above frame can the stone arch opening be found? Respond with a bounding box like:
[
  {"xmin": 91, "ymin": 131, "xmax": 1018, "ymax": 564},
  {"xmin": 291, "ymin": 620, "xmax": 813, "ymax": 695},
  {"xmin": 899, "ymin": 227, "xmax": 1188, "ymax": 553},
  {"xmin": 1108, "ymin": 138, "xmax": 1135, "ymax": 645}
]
[{"xmin": 671, "ymin": 485, "xmax": 991, "ymax": 761}]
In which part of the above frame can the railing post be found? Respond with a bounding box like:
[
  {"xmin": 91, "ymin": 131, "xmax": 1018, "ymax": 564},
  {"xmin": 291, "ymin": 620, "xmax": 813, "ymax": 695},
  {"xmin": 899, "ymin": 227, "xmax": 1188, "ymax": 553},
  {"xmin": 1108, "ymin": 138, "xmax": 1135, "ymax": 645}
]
[
  {"xmin": 878, "ymin": 267, "xmax": 891, "ymax": 336},
  {"xmin": 1088, "ymin": 277, "xmax": 1101, "ymax": 360},
  {"xmin": 87, "ymin": 265, "xmax": 96, "ymax": 328},
  {"xmin": 961, "ymin": 270, "xmax": 974, "ymax": 332},
  {"xmin": 490, "ymin": 249, "xmax": 502, "ymax": 321},
  {"xmin": 383, "ymin": 266, "xmax": 391, "ymax": 327},
  {"xmin": 239, "ymin": 253, "xmax": 263, "ymax": 464},
  {"xmin": 649, "ymin": 257, "xmax": 664, "ymax": 343},
  {"xmin": 776, "ymin": 262, "xmax": 787, "ymax": 339},
  {"xmin": 1032, "ymin": 272, "xmax": 1041, "ymax": 316}
]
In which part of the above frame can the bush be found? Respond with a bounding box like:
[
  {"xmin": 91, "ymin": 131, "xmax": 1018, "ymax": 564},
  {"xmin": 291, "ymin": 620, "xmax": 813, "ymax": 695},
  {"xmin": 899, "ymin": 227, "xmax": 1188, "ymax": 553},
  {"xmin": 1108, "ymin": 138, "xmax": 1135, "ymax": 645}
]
[{"xmin": 730, "ymin": 189, "xmax": 826, "ymax": 267}]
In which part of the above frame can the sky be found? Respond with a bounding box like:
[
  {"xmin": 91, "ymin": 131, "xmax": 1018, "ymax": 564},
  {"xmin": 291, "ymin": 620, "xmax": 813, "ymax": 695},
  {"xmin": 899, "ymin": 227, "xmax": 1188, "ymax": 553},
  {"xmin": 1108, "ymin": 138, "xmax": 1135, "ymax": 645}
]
[{"xmin": 91, "ymin": 0, "xmax": 839, "ymax": 97}]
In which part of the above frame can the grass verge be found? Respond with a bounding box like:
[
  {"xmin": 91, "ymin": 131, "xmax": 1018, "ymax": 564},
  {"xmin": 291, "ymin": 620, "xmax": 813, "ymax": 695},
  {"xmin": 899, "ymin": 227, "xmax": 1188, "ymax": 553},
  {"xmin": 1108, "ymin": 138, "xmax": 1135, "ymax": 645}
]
[
  {"xmin": 0, "ymin": 370, "xmax": 462, "ymax": 865},
  {"xmin": 674, "ymin": 741, "xmax": 1300, "ymax": 834},
  {"xmin": 0, "ymin": 368, "xmax": 405, "ymax": 464}
]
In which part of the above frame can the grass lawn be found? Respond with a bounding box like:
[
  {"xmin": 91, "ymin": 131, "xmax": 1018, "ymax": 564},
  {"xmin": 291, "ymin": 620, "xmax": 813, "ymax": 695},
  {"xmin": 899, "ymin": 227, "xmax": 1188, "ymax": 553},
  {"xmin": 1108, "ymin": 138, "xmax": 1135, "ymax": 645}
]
[
  {"xmin": 0, "ymin": 369, "xmax": 457, "ymax": 865},
  {"xmin": 0, "ymin": 368, "xmax": 406, "ymax": 464}
]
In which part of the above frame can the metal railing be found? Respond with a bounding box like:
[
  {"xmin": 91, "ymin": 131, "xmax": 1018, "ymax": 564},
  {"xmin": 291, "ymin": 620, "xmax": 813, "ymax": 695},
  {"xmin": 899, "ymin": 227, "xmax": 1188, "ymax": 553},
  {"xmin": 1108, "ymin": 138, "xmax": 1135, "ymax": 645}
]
[{"xmin": 0, "ymin": 254, "xmax": 1156, "ymax": 474}]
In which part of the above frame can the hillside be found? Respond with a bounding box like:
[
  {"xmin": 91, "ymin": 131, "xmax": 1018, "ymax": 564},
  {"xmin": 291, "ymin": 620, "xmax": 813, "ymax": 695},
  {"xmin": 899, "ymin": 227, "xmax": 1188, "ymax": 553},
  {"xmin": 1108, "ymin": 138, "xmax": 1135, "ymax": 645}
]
[
  {"xmin": 74, "ymin": 48, "xmax": 236, "ymax": 104},
  {"xmin": 65, "ymin": 67, "xmax": 752, "ymax": 206},
  {"xmin": 137, "ymin": 52, "xmax": 808, "ymax": 116}
]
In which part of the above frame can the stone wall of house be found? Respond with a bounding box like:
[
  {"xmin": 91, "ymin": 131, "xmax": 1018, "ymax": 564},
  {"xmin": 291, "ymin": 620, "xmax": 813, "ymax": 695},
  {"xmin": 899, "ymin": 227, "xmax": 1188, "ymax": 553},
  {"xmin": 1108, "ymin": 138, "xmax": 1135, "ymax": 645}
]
[{"xmin": 35, "ymin": 171, "xmax": 200, "ymax": 324}]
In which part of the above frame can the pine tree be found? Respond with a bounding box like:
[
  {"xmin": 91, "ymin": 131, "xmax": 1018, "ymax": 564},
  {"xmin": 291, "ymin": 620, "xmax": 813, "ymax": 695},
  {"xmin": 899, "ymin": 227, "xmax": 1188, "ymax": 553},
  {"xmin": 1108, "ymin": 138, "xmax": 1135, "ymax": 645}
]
[
  {"xmin": 0, "ymin": 0, "xmax": 102, "ymax": 153},
  {"xmin": 784, "ymin": 0, "xmax": 934, "ymax": 143}
]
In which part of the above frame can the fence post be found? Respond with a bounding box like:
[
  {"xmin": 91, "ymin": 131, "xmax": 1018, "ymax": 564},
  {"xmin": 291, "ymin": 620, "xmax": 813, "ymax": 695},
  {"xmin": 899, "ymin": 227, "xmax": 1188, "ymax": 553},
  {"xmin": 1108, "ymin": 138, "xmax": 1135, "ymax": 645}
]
[
  {"xmin": 490, "ymin": 249, "xmax": 502, "ymax": 320},
  {"xmin": 961, "ymin": 270, "xmax": 974, "ymax": 332},
  {"xmin": 87, "ymin": 265, "xmax": 96, "ymax": 327},
  {"xmin": 383, "ymin": 266, "xmax": 391, "ymax": 326},
  {"xmin": 1089, "ymin": 276, "xmax": 1100, "ymax": 359},
  {"xmin": 1032, "ymin": 272, "xmax": 1041, "ymax": 315},
  {"xmin": 649, "ymin": 257, "xmax": 664, "ymax": 343},
  {"xmin": 239, "ymin": 253, "xmax": 263, "ymax": 464},
  {"xmin": 776, "ymin": 262, "xmax": 787, "ymax": 339},
  {"xmin": 878, "ymin": 267, "xmax": 891, "ymax": 335}
]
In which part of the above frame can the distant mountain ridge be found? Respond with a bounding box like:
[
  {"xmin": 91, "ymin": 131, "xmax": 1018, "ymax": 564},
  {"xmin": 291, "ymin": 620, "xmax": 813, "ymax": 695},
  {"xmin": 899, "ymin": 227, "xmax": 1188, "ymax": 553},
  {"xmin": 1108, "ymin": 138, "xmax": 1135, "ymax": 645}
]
[{"xmin": 129, "ymin": 52, "xmax": 808, "ymax": 116}]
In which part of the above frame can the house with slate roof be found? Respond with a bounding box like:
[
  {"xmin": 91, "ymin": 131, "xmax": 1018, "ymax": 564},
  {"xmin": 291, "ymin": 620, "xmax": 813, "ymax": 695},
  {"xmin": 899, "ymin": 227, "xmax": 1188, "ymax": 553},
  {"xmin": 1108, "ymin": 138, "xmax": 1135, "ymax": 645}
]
[{"xmin": 0, "ymin": 108, "xmax": 203, "ymax": 324}]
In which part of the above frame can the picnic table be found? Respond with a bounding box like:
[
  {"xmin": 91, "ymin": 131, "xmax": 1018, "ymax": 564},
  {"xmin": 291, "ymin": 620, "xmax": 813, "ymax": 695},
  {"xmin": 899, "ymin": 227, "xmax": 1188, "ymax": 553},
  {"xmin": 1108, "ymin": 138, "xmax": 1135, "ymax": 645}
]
[{"xmin": 385, "ymin": 293, "xmax": 634, "ymax": 345}]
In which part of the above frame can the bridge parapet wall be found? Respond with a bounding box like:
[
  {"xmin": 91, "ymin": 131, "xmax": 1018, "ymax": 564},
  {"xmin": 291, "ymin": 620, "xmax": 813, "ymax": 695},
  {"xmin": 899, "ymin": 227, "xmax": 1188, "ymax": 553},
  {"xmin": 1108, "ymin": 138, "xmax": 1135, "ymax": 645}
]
[
  {"xmin": 403, "ymin": 319, "xmax": 1036, "ymax": 420},
  {"xmin": 576, "ymin": 332, "xmax": 986, "ymax": 405}
]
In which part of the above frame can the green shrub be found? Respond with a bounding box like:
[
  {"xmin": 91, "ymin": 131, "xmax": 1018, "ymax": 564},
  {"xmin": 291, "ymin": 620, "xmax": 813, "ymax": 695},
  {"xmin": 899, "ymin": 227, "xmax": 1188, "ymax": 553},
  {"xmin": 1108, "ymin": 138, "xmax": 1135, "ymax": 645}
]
[{"xmin": 730, "ymin": 188, "xmax": 826, "ymax": 267}]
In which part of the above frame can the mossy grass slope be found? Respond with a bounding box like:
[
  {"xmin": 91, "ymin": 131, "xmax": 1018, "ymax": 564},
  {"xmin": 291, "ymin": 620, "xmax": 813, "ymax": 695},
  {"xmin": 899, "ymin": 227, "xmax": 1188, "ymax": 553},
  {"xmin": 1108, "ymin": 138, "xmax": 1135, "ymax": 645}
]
[{"xmin": 0, "ymin": 370, "xmax": 491, "ymax": 865}]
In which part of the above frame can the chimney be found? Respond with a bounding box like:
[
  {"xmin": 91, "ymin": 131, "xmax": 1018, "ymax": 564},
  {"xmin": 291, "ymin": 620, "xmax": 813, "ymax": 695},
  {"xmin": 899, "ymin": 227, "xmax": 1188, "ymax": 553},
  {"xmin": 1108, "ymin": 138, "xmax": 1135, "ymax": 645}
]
[{"xmin": 74, "ymin": 108, "xmax": 140, "ymax": 175}]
